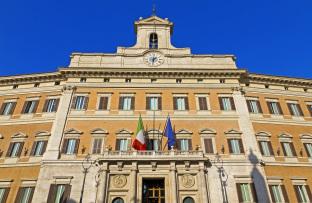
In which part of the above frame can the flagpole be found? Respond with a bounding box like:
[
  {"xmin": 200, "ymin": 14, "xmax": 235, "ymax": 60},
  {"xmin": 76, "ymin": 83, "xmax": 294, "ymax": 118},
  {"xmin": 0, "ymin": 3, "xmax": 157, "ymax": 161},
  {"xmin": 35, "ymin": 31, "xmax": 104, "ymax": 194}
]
[
  {"xmin": 157, "ymin": 123, "xmax": 161, "ymax": 151},
  {"xmin": 160, "ymin": 114, "xmax": 169, "ymax": 151}
]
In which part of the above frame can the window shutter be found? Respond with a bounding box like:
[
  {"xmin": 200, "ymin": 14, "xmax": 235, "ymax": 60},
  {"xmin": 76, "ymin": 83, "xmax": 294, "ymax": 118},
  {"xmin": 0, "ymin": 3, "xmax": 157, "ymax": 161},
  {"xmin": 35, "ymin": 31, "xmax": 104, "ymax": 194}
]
[
  {"xmin": 74, "ymin": 139, "xmax": 80, "ymax": 154},
  {"xmin": 280, "ymin": 185, "xmax": 289, "ymax": 203},
  {"xmin": 14, "ymin": 187, "xmax": 23, "ymax": 203},
  {"xmin": 0, "ymin": 103, "xmax": 5, "ymax": 115},
  {"xmin": 146, "ymin": 97, "xmax": 150, "ymax": 110},
  {"xmin": 267, "ymin": 102, "xmax": 273, "ymax": 114},
  {"xmin": 268, "ymin": 185, "xmax": 276, "ymax": 203},
  {"xmin": 54, "ymin": 99, "xmax": 60, "ymax": 112},
  {"xmin": 293, "ymin": 186, "xmax": 301, "ymax": 202},
  {"xmin": 62, "ymin": 185, "xmax": 72, "ymax": 202},
  {"xmin": 71, "ymin": 96, "xmax": 77, "ymax": 109},
  {"xmin": 277, "ymin": 102, "xmax": 283, "ymax": 115},
  {"xmin": 47, "ymin": 184, "xmax": 57, "ymax": 203},
  {"xmin": 258, "ymin": 141, "xmax": 264, "ymax": 155},
  {"xmin": 305, "ymin": 185, "xmax": 312, "ymax": 202},
  {"xmin": 28, "ymin": 187, "xmax": 35, "ymax": 203},
  {"xmin": 116, "ymin": 139, "xmax": 121, "ymax": 150},
  {"xmin": 158, "ymin": 97, "xmax": 162, "ymax": 110},
  {"xmin": 6, "ymin": 143, "xmax": 14, "ymax": 157},
  {"xmin": 246, "ymin": 100, "xmax": 252, "ymax": 112},
  {"xmin": 131, "ymin": 97, "xmax": 135, "ymax": 110},
  {"xmin": 236, "ymin": 183, "xmax": 243, "ymax": 203},
  {"xmin": 2, "ymin": 188, "xmax": 10, "ymax": 203},
  {"xmin": 9, "ymin": 102, "xmax": 16, "ymax": 115},
  {"xmin": 281, "ymin": 143, "xmax": 287, "ymax": 156},
  {"xmin": 230, "ymin": 97, "xmax": 236, "ymax": 110},
  {"xmin": 297, "ymin": 104, "xmax": 304, "ymax": 116},
  {"xmin": 257, "ymin": 101, "xmax": 263, "ymax": 113},
  {"xmin": 268, "ymin": 141, "xmax": 274, "ymax": 156},
  {"xmin": 118, "ymin": 97, "xmax": 123, "ymax": 110},
  {"xmin": 17, "ymin": 142, "xmax": 24, "ymax": 157},
  {"xmin": 250, "ymin": 183, "xmax": 258, "ymax": 202},
  {"xmin": 188, "ymin": 139, "xmax": 192, "ymax": 150},
  {"xmin": 238, "ymin": 139, "xmax": 244, "ymax": 153},
  {"xmin": 103, "ymin": 97, "xmax": 108, "ymax": 110},
  {"xmin": 287, "ymin": 103, "xmax": 294, "ymax": 115},
  {"xmin": 42, "ymin": 141, "xmax": 48, "ymax": 155},
  {"xmin": 173, "ymin": 97, "xmax": 178, "ymax": 110},
  {"xmin": 290, "ymin": 142, "xmax": 297, "ymax": 156},
  {"xmin": 304, "ymin": 143, "xmax": 312, "ymax": 157},
  {"xmin": 308, "ymin": 105, "xmax": 312, "ymax": 117},
  {"xmin": 204, "ymin": 139, "xmax": 213, "ymax": 154},
  {"xmin": 176, "ymin": 139, "xmax": 181, "ymax": 150},
  {"xmin": 199, "ymin": 97, "xmax": 207, "ymax": 110},
  {"xmin": 227, "ymin": 139, "xmax": 233, "ymax": 154},
  {"xmin": 98, "ymin": 97, "xmax": 104, "ymax": 110},
  {"xmin": 92, "ymin": 139, "xmax": 98, "ymax": 154},
  {"xmin": 30, "ymin": 141, "xmax": 37, "ymax": 156},
  {"xmin": 219, "ymin": 97, "xmax": 224, "ymax": 110},
  {"xmin": 32, "ymin": 101, "xmax": 39, "ymax": 113},
  {"xmin": 83, "ymin": 97, "xmax": 89, "ymax": 110},
  {"xmin": 184, "ymin": 97, "xmax": 189, "ymax": 110},
  {"xmin": 61, "ymin": 139, "xmax": 69, "ymax": 154},
  {"xmin": 42, "ymin": 100, "xmax": 49, "ymax": 112},
  {"xmin": 21, "ymin": 101, "xmax": 28, "ymax": 114}
]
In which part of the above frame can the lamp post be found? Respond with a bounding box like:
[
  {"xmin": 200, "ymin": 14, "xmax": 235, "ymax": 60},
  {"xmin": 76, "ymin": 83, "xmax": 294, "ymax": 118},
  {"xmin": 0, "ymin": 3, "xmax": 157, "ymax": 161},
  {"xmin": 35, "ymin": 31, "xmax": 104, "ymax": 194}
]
[
  {"xmin": 213, "ymin": 153, "xmax": 229, "ymax": 203},
  {"xmin": 80, "ymin": 153, "xmax": 93, "ymax": 203}
]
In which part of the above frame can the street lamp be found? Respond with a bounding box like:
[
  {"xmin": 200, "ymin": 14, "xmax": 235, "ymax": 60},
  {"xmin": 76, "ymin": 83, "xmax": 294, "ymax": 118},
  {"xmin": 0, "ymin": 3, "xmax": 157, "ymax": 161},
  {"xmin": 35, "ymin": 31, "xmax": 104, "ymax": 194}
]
[
  {"xmin": 213, "ymin": 153, "xmax": 229, "ymax": 203},
  {"xmin": 80, "ymin": 153, "xmax": 93, "ymax": 203}
]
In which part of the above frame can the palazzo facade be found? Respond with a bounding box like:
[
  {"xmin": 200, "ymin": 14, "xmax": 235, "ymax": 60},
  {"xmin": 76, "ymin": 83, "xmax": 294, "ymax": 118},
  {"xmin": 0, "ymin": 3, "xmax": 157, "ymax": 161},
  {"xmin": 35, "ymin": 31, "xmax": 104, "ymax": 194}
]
[{"xmin": 0, "ymin": 15, "xmax": 312, "ymax": 203}]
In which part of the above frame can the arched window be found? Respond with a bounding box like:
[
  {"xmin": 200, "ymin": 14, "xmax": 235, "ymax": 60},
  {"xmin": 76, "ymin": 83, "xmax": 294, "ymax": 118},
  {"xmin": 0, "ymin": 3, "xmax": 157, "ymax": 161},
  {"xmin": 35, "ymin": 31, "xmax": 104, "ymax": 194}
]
[
  {"xmin": 149, "ymin": 33, "xmax": 158, "ymax": 49},
  {"xmin": 183, "ymin": 197, "xmax": 195, "ymax": 203},
  {"xmin": 112, "ymin": 197, "xmax": 124, "ymax": 203}
]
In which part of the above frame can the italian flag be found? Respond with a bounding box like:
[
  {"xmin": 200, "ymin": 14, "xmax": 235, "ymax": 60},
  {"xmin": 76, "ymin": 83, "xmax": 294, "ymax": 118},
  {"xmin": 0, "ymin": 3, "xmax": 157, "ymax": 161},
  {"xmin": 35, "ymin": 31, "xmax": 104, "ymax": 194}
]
[{"xmin": 132, "ymin": 115, "xmax": 147, "ymax": 150}]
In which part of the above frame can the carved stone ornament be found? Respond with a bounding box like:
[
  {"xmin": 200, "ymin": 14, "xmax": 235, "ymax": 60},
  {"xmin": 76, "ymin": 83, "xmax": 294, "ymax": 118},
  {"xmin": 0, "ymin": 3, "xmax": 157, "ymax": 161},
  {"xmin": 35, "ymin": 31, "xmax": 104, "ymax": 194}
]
[
  {"xmin": 181, "ymin": 174, "xmax": 195, "ymax": 188},
  {"xmin": 112, "ymin": 175, "xmax": 127, "ymax": 188}
]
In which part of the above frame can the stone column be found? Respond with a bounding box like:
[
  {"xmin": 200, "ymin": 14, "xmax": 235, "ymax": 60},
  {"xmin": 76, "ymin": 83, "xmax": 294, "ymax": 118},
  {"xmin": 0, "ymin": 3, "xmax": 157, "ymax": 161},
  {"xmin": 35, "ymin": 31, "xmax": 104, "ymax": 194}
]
[
  {"xmin": 97, "ymin": 163, "xmax": 108, "ymax": 203},
  {"xmin": 43, "ymin": 85, "xmax": 75, "ymax": 160},
  {"xmin": 199, "ymin": 162, "xmax": 209, "ymax": 203},
  {"xmin": 130, "ymin": 162, "xmax": 138, "ymax": 203},
  {"xmin": 170, "ymin": 162, "xmax": 177, "ymax": 203}
]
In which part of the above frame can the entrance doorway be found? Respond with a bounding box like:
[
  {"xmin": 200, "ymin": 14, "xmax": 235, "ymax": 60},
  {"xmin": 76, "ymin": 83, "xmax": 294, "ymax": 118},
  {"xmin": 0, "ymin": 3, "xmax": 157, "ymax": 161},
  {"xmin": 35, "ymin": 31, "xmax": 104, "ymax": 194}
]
[{"xmin": 142, "ymin": 179, "xmax": 165, "ymax": 203}]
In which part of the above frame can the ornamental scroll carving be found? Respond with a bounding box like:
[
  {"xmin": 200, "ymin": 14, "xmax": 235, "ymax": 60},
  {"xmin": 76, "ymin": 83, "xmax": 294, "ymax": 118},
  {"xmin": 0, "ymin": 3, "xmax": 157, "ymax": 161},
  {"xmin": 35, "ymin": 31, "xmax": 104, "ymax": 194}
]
[
  {"xmin": 112, "ymin": 175, "xmax": 127, "ymax": 188},
  {"xmin": 181, "ymin": 174, "xmax": 195, "ymax": 188}
]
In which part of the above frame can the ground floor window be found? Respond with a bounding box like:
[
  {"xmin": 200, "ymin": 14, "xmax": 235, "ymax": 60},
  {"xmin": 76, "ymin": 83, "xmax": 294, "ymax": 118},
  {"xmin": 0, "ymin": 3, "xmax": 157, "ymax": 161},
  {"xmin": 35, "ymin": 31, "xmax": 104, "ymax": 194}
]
[
  {"xmin": 47, "ymin": 184, "xmax": 71, "ymax": 203},
  {"xmin": 183, "ymin": 197, "xmax": 195, "ymax": 203},
  {"xmin": 142, "ymin": 179, "xmax": 165, "ymax": 203},
  {"xmin": 112, "ymin": 197, "xmax": 124, "ymax": 203}
]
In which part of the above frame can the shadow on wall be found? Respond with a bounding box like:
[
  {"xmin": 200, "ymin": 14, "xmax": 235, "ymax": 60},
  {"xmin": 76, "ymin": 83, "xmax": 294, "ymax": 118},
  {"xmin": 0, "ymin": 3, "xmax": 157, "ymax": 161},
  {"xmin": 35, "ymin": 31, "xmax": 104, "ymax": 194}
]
[
  {"xmin": 66, "ymin": 199, "xmax": 77, "ymax": 203},
  {"xmin": 248, "ymin": 149, "xmax": 270, "ymax": 203}
]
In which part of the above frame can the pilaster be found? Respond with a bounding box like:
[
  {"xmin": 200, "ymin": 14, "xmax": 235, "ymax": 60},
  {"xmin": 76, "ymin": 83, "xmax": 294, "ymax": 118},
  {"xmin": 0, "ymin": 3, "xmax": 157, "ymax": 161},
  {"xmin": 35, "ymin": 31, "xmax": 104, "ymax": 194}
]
[{"xmin": 170, "ymin": 162, "xmax": 178, "ymax": 203}]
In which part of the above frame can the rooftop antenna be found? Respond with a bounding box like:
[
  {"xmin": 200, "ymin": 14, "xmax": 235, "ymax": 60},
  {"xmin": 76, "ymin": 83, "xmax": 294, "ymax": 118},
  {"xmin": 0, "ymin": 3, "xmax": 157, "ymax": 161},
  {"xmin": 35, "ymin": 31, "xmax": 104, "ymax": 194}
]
[{"xmin": 152, "ymin": 4, "xmax": 156, "ymax": 16}]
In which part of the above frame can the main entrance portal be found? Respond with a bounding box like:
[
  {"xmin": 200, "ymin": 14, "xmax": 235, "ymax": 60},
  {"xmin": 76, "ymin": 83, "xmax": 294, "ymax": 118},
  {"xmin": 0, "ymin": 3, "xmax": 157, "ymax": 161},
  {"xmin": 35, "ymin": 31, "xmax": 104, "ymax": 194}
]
[{"xmin": 142, "ymin": 179, "xmax": 165, "ymax": 203}]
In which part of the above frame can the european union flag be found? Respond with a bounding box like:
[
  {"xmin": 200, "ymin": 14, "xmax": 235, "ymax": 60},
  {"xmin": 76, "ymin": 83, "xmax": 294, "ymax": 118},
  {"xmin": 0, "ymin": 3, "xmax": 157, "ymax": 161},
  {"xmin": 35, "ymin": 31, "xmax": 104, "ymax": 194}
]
[{"xmin": 164, "ymin": 117, "xmax": 175, "ymax": 150}]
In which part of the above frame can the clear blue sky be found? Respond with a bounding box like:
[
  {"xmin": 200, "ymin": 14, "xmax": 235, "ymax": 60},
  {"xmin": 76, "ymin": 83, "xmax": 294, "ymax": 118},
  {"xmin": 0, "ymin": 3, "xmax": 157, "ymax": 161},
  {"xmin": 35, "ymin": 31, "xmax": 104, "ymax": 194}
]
[{"xmin": 0, "ymin": 0, "xmax": 311, "ymax": 79}]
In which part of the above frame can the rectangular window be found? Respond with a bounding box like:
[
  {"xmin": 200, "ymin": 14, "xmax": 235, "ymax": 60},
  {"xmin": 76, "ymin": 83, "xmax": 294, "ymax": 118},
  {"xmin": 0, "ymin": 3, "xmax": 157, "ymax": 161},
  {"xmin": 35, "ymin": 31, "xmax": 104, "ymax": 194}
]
[
  {"xmin": 71, "ymin": 96, "xmax": 88, "ymax": 110},
  {"xmin": 258, "ymin": 141, "xmax": 274, "ymax": 156},
  {"xmin": 30, "ymin": 141, "xmax": 48, "ymax": 156},
  {"xmin": 228, "ymin": 139, "xmax": 244, "ymax": 154},
  {"xmin": 147, "ymin": 139, "xmax": 159, "ymax": 151},
  {"xmin": 177, "ymin": 139, "xmax": 192, "ymax": 151},
  {"xmin": 22, "ymin": 100, "xmax": 38, "ymax": 114},
  {"xmin": 204, "ymin": 138, "xmax": 214, "ymax": 154},
  {"xmin": 219, "ymin": 97, "xmax": 236, "ymax": 111},
  {"xmin": 43, "ymin": 99, "xmax": 59, "ymax": 113},
  {"xmin": 15, "ymin": 187, "xmax": 34, "ymax": 203},
  {"xmin": 304, "ymin": 143, "xmax": 312, "ymax": 158},
  {"xmin": 98, "ymin": 97, "xmax": 109, "ymax": 110},
  {"xmin": 173, "ymin": 97, "xmax": 189, "ymax": 111},
  {"xmin": 269, "ymin": 185, "xmax": 288, "ymax": 203},
  {"xmin": 0, "ymin": 102, "xmax": 16, "ymax": 115},
  {"xmin": 198, "ymin": 97, "xmax": 208, "ymax": 110},
  {"xmin": 294, "ymin": 185, "xmax": 312, "ymax": 203},
  {"xmin": 119, "ymin": 96, "xmax": 134, "ymax": 111},
  {"xmin": 146, "ymin": 97, "xmax": 161, "ymax": 111},
  {"xmin": 307, "ymin": 104, "xmax": 312, "ymax": 117},
  {"xmin": 92, "ymin": 138, "xmax": 103, "ymax": 154},
  {"xmin": 0, "ymin": 188, "xmax": 10, "ymax": 203},
  {"xmin": 267, "ymin": 101, "xmax": 283, "ymax": 115},
  {"xmin": 287, "ymin": 103, "xmax": 303, "ymax": 117},
  {"xmin": 116, "ymin": 139, "xmax": 129, "ymax": 151},
  {"xmin": 247, "ymin": 100, "xmax": 262, "ymax": 114},
  {"xmin": 6, "ymin": 142, "xmax": 24, "ymax": 158},
  {"xmin": 61, "ymin": 139, "xmax": 79, "ymax": 155},
  {"xmin": 47, "ymin": 184, "xmax": 71, "ymax": 203},
  {"xmin": 281, "ymin": 142, "xmax": 296, "ymax": 157},
  {"xmin": 236, "ymin": 183, "xmax": 257, "ymax": 203}
]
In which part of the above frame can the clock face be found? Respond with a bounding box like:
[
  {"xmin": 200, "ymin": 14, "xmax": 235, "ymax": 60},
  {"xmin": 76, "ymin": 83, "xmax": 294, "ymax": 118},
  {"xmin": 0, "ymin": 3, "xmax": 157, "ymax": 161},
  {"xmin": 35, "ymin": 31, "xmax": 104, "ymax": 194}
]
[{"xmin": 144, "ymin": 52, "xmax": 164, "ymax": 66}]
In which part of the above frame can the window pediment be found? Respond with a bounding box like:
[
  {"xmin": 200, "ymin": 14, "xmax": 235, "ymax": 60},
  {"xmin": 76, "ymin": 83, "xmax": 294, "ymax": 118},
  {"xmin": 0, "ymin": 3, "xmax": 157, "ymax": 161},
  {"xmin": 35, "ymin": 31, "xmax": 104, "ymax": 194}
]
[
  {"xmin": 146, "ymin": 129, "xmax": 162, "ymax": 135},
  {"xmin": 11, "ymin": 132, "xmax": 28, "ymax": 139},
  {"xmin": 199, "ymin": 128, "xmax": 216, "ymax": 135},
  {"xmin": 91, "ymin": 128, "xmax": 108, "ymax": 135},
  {"xmin": 278, "ymin": 133, "xmax": 293, "ymax": 138},
  {"xmin": 64, "ymin": 128, "xmax": 83, "ymax": 135},
  {"xmin": 176, "ymin": 129, "xmax": 192, "ymax": 135},
  {"xmin": 116, "ymin": 129, "xmax": 133, "ymax": 135},
  {"xmin": 35, "ymin": 131, "xmax": 51, "ymax": 137},
  {"xmin": 255, "ymin": 131, "xmax": 271, "ymax": 137},
  {"xmin": 300, "ymin": 134, "xmax": 312, "ymax": 139},
  {"xmin": 224, "ymin": 129, "xmax": 242, "ymax": 135}
]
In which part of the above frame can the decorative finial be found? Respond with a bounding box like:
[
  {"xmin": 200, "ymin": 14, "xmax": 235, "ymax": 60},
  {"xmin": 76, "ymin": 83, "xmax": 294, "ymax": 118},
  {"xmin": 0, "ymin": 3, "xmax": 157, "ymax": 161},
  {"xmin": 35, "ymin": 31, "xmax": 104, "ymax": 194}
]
[{"xmin": 152, "ymin": 4, "xmax": 156, "ymax": 16}]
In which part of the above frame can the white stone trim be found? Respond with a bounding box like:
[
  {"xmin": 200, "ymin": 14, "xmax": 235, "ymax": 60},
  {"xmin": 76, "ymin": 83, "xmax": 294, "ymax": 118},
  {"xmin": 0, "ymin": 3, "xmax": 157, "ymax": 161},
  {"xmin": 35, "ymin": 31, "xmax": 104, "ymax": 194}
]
[
  {"xmin": 52, "ymin": 176, "xmax": 73, "ymax": 184},
  {"xmin": 0, "ymin": 180, "xmax": 13, "ymax": 187},
  {"xmin": 20, "ymin": 179, "xmax": 37, "ymax": 187},
  {"xmin": 234, "ymin": 175, "xmax": 253, "ymax": 183},
  {"xmin": 1, "ymin": 98, "xmax": 18, "ymax": 102},
  {"xmin": 119, "ymin": 93, "xmax": 136, "ymax": 96},
  {"xmin": 291, "ymin": 177, "xmax": 307, "ymax": 185}
]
